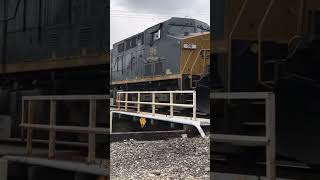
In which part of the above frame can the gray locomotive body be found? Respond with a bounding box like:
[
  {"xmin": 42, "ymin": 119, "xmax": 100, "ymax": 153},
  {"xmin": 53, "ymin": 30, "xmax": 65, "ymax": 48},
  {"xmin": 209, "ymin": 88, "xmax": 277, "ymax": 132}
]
[
  {"xmin": 111, "ymin": 17, "xmax": 210, "ymax": 85},
  {"xmin": 110, "ymin": 18, "xmax": 210, "ymax": 132}
]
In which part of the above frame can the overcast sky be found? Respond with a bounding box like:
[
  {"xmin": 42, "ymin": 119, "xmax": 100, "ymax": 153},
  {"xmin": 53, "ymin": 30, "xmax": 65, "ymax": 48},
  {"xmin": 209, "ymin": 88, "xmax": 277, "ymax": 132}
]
[{"xmin": 110, "ymin": 0, "xmax": 210, "ymax": 49}]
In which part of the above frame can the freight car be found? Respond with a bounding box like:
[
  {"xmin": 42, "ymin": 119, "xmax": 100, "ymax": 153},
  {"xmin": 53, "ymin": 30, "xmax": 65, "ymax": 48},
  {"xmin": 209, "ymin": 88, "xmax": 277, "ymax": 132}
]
[
  {"xmin": 111, "ymin": 17, "xmax": 210, "ymax": 118},
  {"xmin": 0, "ymin": 0, "xmax": 109, "ymax": 142},
  {"xmin": 213, "ymin": 0, "xmax": 320, "ymax": 176}
]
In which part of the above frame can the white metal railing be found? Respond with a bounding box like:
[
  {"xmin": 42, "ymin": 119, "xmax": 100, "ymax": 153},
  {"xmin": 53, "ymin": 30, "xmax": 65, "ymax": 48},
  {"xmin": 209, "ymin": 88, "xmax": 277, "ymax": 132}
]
[
  {"xmin": 211, "ymin": 92, "xmax": 276, "ymax": 180},
  {"xmin": 20, "ymin": 95, "xmax": 109, "ymax": 164},
  {"xmin": 116, "ymin": 90, "xmax": 197, "ymax": 121}
]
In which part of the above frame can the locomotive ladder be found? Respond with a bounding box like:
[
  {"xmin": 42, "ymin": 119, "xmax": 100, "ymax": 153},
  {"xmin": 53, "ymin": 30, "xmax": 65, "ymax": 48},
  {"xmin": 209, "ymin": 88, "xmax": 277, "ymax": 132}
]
[
  {"xmin": 211, "ymin": 92, "xmax": 276, "ymax": 180},
  {"xmin": 110, "ymin": 90, "xmax": 210, "ymax": 138}
]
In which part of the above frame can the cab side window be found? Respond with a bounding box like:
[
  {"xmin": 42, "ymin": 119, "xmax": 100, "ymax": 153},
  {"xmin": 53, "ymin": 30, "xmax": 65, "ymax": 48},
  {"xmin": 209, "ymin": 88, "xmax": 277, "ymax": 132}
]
[{"xmin": 152, "ymin": 29, "xmax": 161, "ymax": 41}]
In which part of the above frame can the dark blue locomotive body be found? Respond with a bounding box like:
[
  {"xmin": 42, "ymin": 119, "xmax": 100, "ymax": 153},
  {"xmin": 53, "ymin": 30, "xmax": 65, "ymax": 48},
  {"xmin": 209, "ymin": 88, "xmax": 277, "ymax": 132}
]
[
  {"xmin": 0, "ymin": 0, "xmax": 109, "ymax": 73},
  {"xmin": 0, "ymin": 0, "xmax": 109, "ymax": 139}
]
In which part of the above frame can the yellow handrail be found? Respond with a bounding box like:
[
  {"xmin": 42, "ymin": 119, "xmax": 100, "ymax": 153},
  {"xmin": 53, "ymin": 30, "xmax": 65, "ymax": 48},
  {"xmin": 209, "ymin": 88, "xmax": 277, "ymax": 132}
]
[
  {"xmin": 258, "ymin": 0, "xmax": 275, "ymax": 86},
  {"xmin": 181, "ymin": 50, "xmax": 195, "ymax": 73},
  {"xmin": 227, "ymin": 0, "xmax": 249, "ymax": 92},
  {"xmin": 190, "ymin": 49, "xmax": 210, "ymax": 88}
]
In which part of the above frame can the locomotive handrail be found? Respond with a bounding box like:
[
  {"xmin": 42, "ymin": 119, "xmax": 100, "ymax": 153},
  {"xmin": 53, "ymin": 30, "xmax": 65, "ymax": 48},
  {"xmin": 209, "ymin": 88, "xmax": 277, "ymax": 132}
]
[
  {"xmin": 112, "ymin": 90, "xmax": 210, "ymax": 137},
  {"xmin": 190, "ymin": 48, "xmax": 210, "ymax": 88},
  {"xmin": 116, "ymin": 101, "xmax": 194, "ymax": 108},
  {"xmin": 117, "ymin": 90, "xmax": 194, "ymax": 94},
  {"xmin": 20, "ymin": 95, "xmax": 109, "ymax": 164},
  {"xmin": 0, "ymin": 0, "xmax": 22, "ymax": 21},
  {"xmin": 227, "ymin": 0, "xmax": 249, "ymax": 92},
  {"xmin": 22, "ymin": 94, "xmax": 109, "ymax": 100},
  {"xmin": 181, "ymin": 51, "xmax": 195, "ymax": 73},
  {"xmin": 211, "ymin": 92, "xmax": 276, "ymax": 180},
  {"xmin": 116, "ymin": 90, "xmax": 197, "ymax": 121},
  {"xmin": 257, "ymin": 0, "xmax": 276, "ymax": 87}
]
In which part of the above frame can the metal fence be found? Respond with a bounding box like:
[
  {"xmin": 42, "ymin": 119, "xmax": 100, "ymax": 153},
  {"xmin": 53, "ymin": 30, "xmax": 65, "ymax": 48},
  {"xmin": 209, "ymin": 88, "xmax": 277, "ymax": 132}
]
[
  {"xmin": 116, "ymin": 90, "xmax": 197, "ymax": 120},
  {"xmin": 211, "ymin": 92, "xmax": 276, "ymax": 180},
  {"xmin": 20, "ymin": 95, "xmax": 109, "ymax": 163}
]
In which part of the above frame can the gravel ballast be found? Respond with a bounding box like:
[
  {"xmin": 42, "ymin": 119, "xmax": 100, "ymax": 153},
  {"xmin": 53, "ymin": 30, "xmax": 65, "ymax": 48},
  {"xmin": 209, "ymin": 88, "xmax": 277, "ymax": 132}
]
[{"xmin": 111, "ymin": 137, "xmax": 210, "ymax": 180}]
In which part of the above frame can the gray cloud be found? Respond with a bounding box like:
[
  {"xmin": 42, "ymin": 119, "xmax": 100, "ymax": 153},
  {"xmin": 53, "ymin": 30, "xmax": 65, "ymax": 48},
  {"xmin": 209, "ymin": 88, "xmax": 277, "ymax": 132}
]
[{"xmin": 112, "ymin": 0, "xmax": 209, "ymax": 16}]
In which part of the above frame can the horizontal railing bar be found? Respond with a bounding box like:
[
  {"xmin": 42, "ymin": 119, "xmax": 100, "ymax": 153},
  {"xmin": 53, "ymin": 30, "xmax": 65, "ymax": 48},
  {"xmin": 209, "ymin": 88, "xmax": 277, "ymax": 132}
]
[
  {"xmin": 210, "ymin": 92, "xmax": 271, "ymax": 99},
  {"xmin": 211, "ymin": 134, "xmax": 268, "ymax": 146},
  {"xmin": 117, "ymin": 90, "xmax": 194, "ymax": 94},
  {"xmin": 0, "ymin": 138, "xmax": 88, "ymax": 147},
  {"xmin": 20, "ymin": 124, "xmax": 109, "ymax": 134},
  {"xmin": 22, "ymin": 95, "xmax": 109, "ymax": 101},
  {"xmin": 111, "ymin": 130, "xmax": 186, "ymax": 135},
  {"xmin": 3, "ymin": 155, "xmax": 109, "ymax": 176},
  {"xmin": 111, "ymin": 105, "xmax": 137, "ymax": 108},
  {"xmin": 116, "ymin": 100, "xmax": 194, "ymax": 108}
]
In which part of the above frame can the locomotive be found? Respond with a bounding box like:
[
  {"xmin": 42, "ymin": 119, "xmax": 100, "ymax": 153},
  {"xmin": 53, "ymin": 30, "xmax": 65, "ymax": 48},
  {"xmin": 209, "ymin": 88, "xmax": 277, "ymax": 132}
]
[
  {"xmin": 111, "ymin": 17, "xmax": 210, "ymax": 117},
  {"xmin": 213, "ymin": 0, "xmax": 320, "ymax": 174},
  {"xmin": 0, "ymin": 0, "xmax": 109, "ymax": 141}
]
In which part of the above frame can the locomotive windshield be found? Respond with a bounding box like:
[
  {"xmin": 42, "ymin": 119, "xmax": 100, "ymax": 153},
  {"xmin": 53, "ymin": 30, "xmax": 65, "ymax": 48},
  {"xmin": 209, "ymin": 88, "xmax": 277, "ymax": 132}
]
[
  {"xmin": 167, "ymin": 23, "xmax": 210, "ymax": 36},
  {"xmin": 197, "ymin": 25, "xmax": 210, "ymax": 32},
  {"xmin": 167, "ymin": 25, "xmax": 195, "ymax": 36}
]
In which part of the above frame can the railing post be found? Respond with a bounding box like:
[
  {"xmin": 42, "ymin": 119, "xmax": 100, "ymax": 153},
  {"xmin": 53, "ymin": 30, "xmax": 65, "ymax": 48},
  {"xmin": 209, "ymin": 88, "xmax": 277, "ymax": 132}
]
[
  {"xmin": 110, "ymin": 111, "xmax": 113, "ymax": 134},
  {"xmin": 88, "ymin": 99, "xmax": 96, "ymax": 164},
  {"xmin": 212, "ymin": 92, "xmax": 276, "ymax": 179},
  {"xmin": 48, "ymin": 100, "xmax": 56, "ymax": 159},
  {"xmin": 26, "ymin": 100, "xmax": 33, "ymax": 156},
  {"xmin": 20, "ymin": 95, "xmax": 110, "ymax": 165},
  {"xmin": 152, "ymin": 93, "xmax": 155, "ymax": 115},
  {"xmin": 266, "ymin": 93, "xmax": 276, "ymax": 180},
  {"xmin": 193, "ymin": 91, "xmax": 197, "ymax": 121},
  {"xmin": 170, "ymin": 92, "xmax": 173, "ymax": 117},
  {"xmin": 125, "ymin": 93, "xmax": 128, "ymax": 111},
  {"xmin": 117, "ymin": 93, "xmax": 120, "ymax": 110},
  {"xmin": 21, "ymin": 99, "xmax": 25, "ymax": 142},
  {"xmin": 137, "ymin": 93, "xmax": 141, "ymax": 113}
]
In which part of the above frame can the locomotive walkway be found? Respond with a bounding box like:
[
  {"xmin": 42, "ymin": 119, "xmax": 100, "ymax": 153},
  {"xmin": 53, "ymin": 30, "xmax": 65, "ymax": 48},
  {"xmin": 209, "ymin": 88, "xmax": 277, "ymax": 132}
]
[{"xmin": 110, "ymin": 90, "xmax": 210, "ymax": 138}]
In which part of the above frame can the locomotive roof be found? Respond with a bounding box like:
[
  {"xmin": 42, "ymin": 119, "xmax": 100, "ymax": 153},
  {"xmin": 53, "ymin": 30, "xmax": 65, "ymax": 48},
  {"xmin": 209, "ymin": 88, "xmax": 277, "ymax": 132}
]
[{"xmin": 113, "ymin": 17, "xmax": 210, "ymax": 47}]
